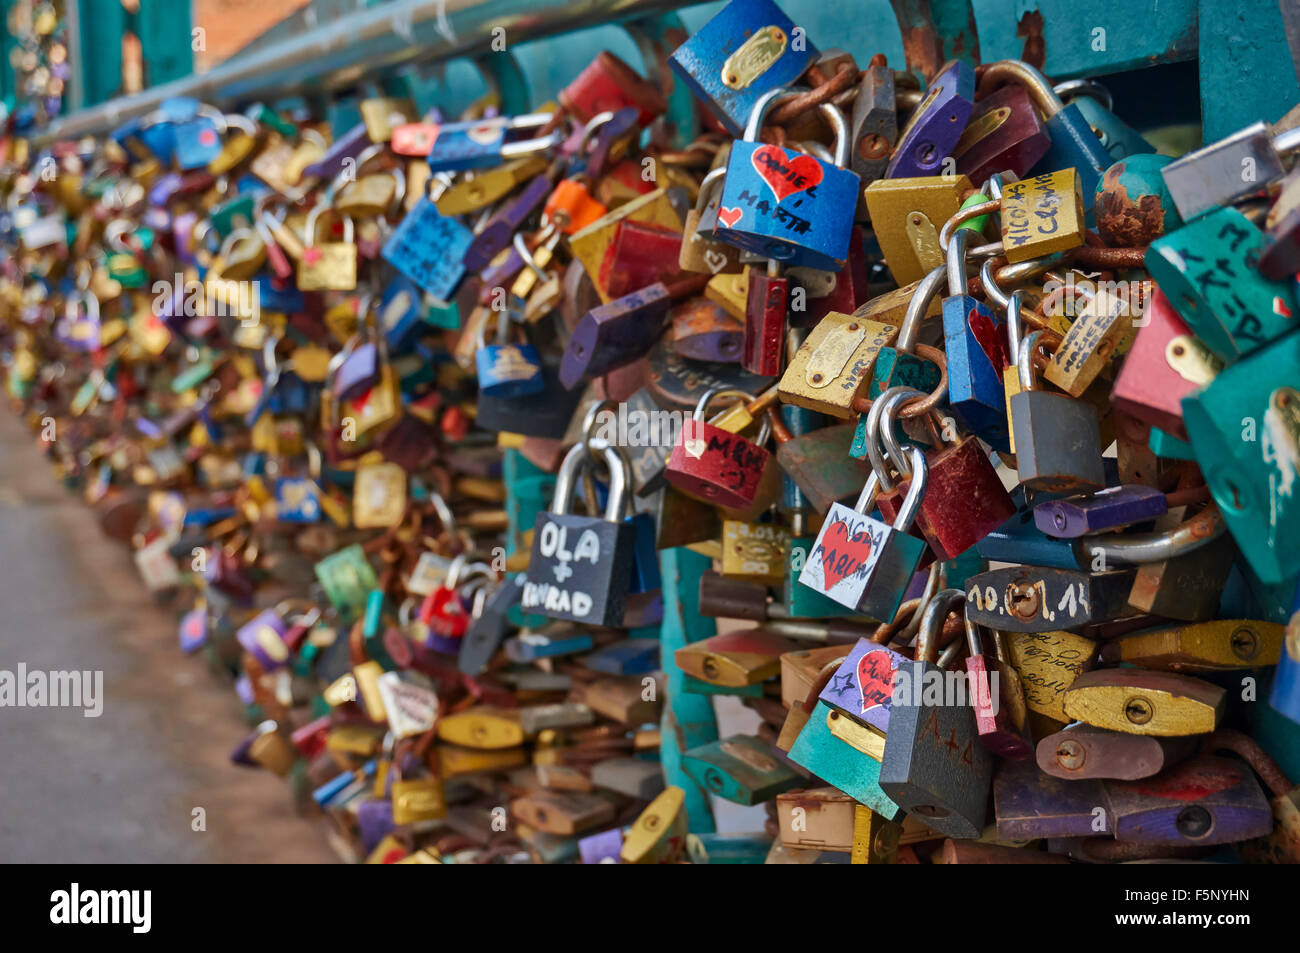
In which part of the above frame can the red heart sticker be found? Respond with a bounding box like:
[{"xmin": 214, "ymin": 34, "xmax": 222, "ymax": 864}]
[
  {"xmin": 856, "ymin": 649, "xmax": 897, "ymax": 715},
  {"xmin": 750, "ymin": 145, "xmax": 824, "ymax": 202},
  {"xmin": 817, "ymin": 519, "xmax": 873, "ymax": 591},
  {"xmin": 717, "ymin": 206, "xmax": 743, "ymax": 229}
]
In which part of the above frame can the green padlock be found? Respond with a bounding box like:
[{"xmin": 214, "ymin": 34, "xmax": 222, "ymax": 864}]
[
  {"xmin": 1183, "ymin": 328, "xmax": 1300, "ymax": 583},
  {"xmin": 1146, "ymin": 207, "xmax": 1298, "ymax": 364}
]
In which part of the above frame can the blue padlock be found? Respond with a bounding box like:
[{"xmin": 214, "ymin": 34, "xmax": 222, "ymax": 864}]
[
  {"xmin": 1053, "ymin": 79, "xmax": 1155, "ymax": 161},
  {"xmin": 275, "ymin": 478, "xmax": 323, "ymax": 523},
  {"xmin": 381, "ymin": 196, "xmax": 473, "ymax": 302},
  {"xmin": 938, "ymin": 231, "xmax": 1011, "ymax": 452},
  {"xmin": 668, "ymin": 0, "xmax": 818, "ymax": 137},
  {"xmin": 1269, "ymin": 578, "xmax": 1300, "ymax": 725},
  {"xmin": 171, "ymin": 106, "xmax": 226, "ymax": 170},
  {"xmin": 377, "ymin": 276, "xmax": 424, "ymax": 353},
  {"xmin": 714, "ymin": 87, "xmax": 858, "ymax": 271},
  {"xmin": 475, "ymin": 305, "xmax": 545, "ymax": 399},
  {"xmin": 426, "ymin": 113, "xmax": 560, "ymax": 173}
]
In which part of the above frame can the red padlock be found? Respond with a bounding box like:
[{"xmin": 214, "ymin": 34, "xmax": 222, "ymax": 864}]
[
  {"xmin": 964, "ymin": 617, "xmax": 1033, "ymax": 759},
  {"xmin": 871, "ymin": 387, "xmax": 1016, "ymax": 562},
  {"xmin": 560, "ymin": 51, "xmax": 668, "ymax": 128},
  {"xmin": 665, "ymin": 387, "xmax": 772, "ymax": 509},
  {"xmin": 743, "ymin": 261, "xmax": 788, "ymax": 376},
  {"xmin": 599, "ymin": 220, "xmax": 683, "ymax": 298}
]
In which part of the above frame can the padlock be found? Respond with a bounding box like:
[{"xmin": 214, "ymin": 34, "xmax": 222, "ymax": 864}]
[
  {"xmin": 951, "ymin": 82, "xmax": 1050, "ymax": 185},
  {"xmin": 475, "ymin": 304, "xmax": 545, "ymax": 399},
  {"xmin": 879, "ymin": 589, "xmax": 993, "ymax": 837},
  {"xmin": 848, "ymin": 62, "xmax": 897, "ymax": 187},
  {"xmin": 1181, "ymin": 328, "xmax": 1300, "ymax": 584},
  {"xmin": 964, "ymin": 615, "xmax": 1033, "ymax": 760},
  {"xmin": 1111, "ymin": 286, "xmax": 1224, "ymax": 441},
  {"xmin": 1042, "ymin": 280, "xmax": 1147, "ymax": 397},
  {"xmin": 742, "ymin": 258, "xmax": 788, "ymax": 375},
  {"xmin": 1145, "ymin": 206, "xmax": 1298, "ymax": 364},
  {"xmin": 778, "ymin": 308, "xmax": 898, "ymax": 417},
  {"xmin": 296, "ymin": 205, "xmax": 357, "ymax": 292},
  {"xmin": 1009, "ymin": 331, "xmax": 1106, "ymax": 492},
  {"xmin": 426, "ymin": 113, "xmax": 562, "ymax": 173},
  {"xmin": 671, "ymin": 297, "xmax": 744, "ymax": 362},
  {"xmin": 522, "ymin": 441, "xmax": 635, "ymax": 627},
  {"xmin": 770, "ymin": 406, "xmax": 874, "ymax": 513},
  {"xmin": 886, "ymin": 60, "xmax": 975, "ymax": 179},
  {"xmin": 1099, "ymin": 618, "xmax": 1283, "ymax": 672},
  {"xmin": 787, "ymin": 694, "xmax": 903, "ymax": 821},
  {"xmin": 940, "ymin": 232, "xmax": 1013, "ymax": 452},
  {"xmin": 1063, "ymin": 669, "xmax": 1226, "ymax": 736},
  {"xmin": 1053, "ymin": 78, "xmax": 1155, "ymax": 162},
  {"xmin": 864, "ymin": 267, "xmax": 944, "ymax": 405},
  {"xmin": 667, "ymin": 0, "xmax": 819, "ymax": 137},
  {"xmin": 965, "ymin": 564, "xmax": 1135, "ymax": 634},
  {"xmin": 1160, "ymin": 121, "xmax": 1300, "ymax": 222},
  {"xmin": 598, "ymin": 219, "xmax": 682, "ymax": 299},
  {"xmin": 1037, "ymin": 724, "xmax": 1196, "ymax": 781},
  {"xmin": 993, "ymin": 756, "xmax": 1113, "ymax": 839},
  {"xmin": 681, "ymin": 734, "xmax": 801, "ymax": 805},
  {"xmin": 560, "ymin": 282, "xmax": 675, "ymax": 390},
  {"xmin": 714, "ymin": 88, "xmax": 860, "ymax": 271},
  {"xmin": 798, "ymin": 445, "xmax": 928, "ymax": 620},
  {"xmin": 871, "ymin": 387, "xmax": 1017, "ymax": 562},
  {"xmin": 381, "ymin": 195, "xmax": 473, "ymax": 303},
  {"xmin": 1032, "ymin": 484, "xmax": 1167, "ymax": 538},
  {"xmin": 665, "ymin": 387, "xmax": 772, "ymax": 509},
  {"xmin": 679, "ymin": 168, "xmax": 744, "ymax": 276}
]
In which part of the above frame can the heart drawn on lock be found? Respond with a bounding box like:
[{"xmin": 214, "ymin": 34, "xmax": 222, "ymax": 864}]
[
  {"xmin": 817, "ymin": 519, "xmax": 873, "ymax": 591},
  {"xmin": 302, "ymin": 247, "xmax": 323, "ymax": 265},
  {"xmin": 717, "ymin": 206, "xmax": 743, "ymax": 229},
  {"xmin": 856, "ymin": 649, "xmax": 898, "ymax": 715},
  {"xmin": 750, "ymin": 145, "xmax": 824, "ymax": 203},
  {"xmin": 683, "ymin": 438, "xmax": 707, "ymax": 459}
]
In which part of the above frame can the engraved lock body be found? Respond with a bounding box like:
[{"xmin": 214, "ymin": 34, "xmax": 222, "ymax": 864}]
[
  {"xmin": 714, "ymin": 87, "xmax": 860, "ymax": 271},
  {"xmin": 522, "ymin": 441, "xmax": 636, "ymax": 626},
  {"xmin": 878, "ymin": 589, "xmax": 993, "ymax": 838},
  {"xmin": 665, "ymin": 387, "xmax": 772, "ymax": 509}
]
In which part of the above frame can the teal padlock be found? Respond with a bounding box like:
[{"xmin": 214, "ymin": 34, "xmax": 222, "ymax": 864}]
[
  {"xmin": 1182, "ymin": 328, "xmax": 1300, "ymax": 584},
  {"xmin": 1146, "ymin": 207, "xmax": 1298, "ymax": 364},
  {"xmin": 787, "ymin": 699, "xmax": 903, "ymax": 820}
]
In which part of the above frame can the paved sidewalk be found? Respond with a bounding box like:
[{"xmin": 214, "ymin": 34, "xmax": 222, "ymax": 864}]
[{"xmin": 0, "ymin": 410, "xmax": 337, "ymax": 863}]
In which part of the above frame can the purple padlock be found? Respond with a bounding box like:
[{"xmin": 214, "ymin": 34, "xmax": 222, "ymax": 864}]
[
  {"xmin": 578, "ymin": 826, "xmax": 624, "ymax": 864},
  {"xmin": 1033, "ymin": 484, "xmax": 1168, "ymax": 538},
  {"xmin": 235, "ymin": 609, "xmax": 291, "ymax": 670},
  {"xmin": 885, "ymin": 60, "xmax": 975, "ymax": 179},
  {"xmin": 358, "ymin": 799, "xmax": 396, "ymax": 854},
  {"xmin": 560, "ymin": 283, "xmax": 672, "ymax": 390},
  {"xmin": 462, "ymin": 174, "xmax": 554, "ymax": 272},
  {"xmin": 300, "ymin": 122, "xmax": 373, "ymax": 181}
]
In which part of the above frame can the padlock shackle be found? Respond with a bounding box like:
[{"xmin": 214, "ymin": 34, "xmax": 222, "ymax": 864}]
[
  {"xmin": 946, "ymin": 227, "xmax": 971, "ymax": 297},
  {"xmin": 217, "ymin": 225, "xmax": 259, "ymax": 262},
  {"xmin": 303, "ymin": 203, "xmax": 354, "ymax": 246},
  {"xmin": 978, "ymin": 61, "xmax": 1065, "ymax": 117},
  {"xmin": 877, "ymin": 387, "xmax": 928, "ymax": 479},
  {"xmin": 1053, "ymin": 78, "xmax": 1113, "ymax": 112},
  {"xmin": 694, "ymin": 387, "xmax": 773, "ymax": 445},
  {"xmin": 892, "ymin": 446, "xmax": 928, "ymax": 532},
  {"xmin": 693, "ymin": 167, "xmax": 727, "ymax": 215},
  {"xmin": 552, "ymin": 440, "xmax": 630, "ymax": 523},
  {"xmin": 1070, "ymin": 505, "xmax": 1228, "ymax": 565},
  {"xmin": 1197, "ymin": 728, "xmax": 1293, "ymax": 796},
  {"xmin": 916, "ymin": 587, "xmax": 966, "ymax": 665},
  {"xmin": 1017, "ymin": 330, "xmax": 1043, "ymax": 392},
  {"xmin": 898, "ymin": 264, "xmax": 948, "ymax": 352},
  {"xmin": 864, "ymin": 385, "xmax": 925, "ymax": 488},
  {"xmin": 743, "ymin": 86, "xmax": 851, "ymax": 169},
  {"xmin": 1005, "ymin": 289, "xmax": 1023, "ymax": 361}
]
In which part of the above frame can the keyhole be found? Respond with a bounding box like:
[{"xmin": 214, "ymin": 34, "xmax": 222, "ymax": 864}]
[
  {"xmin": 1124, "ymin": 696, "xmax": 1153, "ymax": 725},
  {"xmin": 1006, "ymin": 582, "xmax": 1039, "ymax": 620},
  {"xmin": 1230, "ymin": 626, "xmax": 1259, "ymax": 660},
  {"xmin": 912, "ymin": 803, "xmax": 950, "ymax": 818},
  {"xmin": 1175, "ymin": 805, "xmax": 1213, "ymax": 839},
  {"xmin": 1055, "ymin": 739, "xmax": 1085, "ymax": 770}
]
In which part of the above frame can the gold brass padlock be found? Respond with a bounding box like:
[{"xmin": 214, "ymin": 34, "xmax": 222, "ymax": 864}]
[
  {"xmin": 720, "ymin": 520, "xmax": 790, "ymax": 584},
  {"xmin": 779, "ymin": 311, "xmax": 898, "ymax": 417},
  {"xmin": 296, "ymin": 205, "xmax": 357, "ymax": 292},
  {"xmin": 864, "ymin": 174, "xmax": 972, "ymax": 284}
]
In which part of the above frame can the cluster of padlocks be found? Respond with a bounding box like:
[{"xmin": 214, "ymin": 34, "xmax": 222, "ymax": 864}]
[{"xmin": 1, "ymin": 0, "xmax": 1299, "ymax": 864}]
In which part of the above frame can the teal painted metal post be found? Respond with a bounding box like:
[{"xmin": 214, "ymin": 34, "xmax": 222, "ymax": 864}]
[
  {"xmin": 623, "ymin": 14, "xmax": 698, "ymax": 149},
  {"xmin": 889, "ymin": 0, "xmax": 980, "ymax": 81},
  {"xmin": 0, "ymin": 1, "xmax": 16, "ymax": 110},
  {"xmin": 1198, "ymin": 0, "xmax": 1300, "ymax": 143},
  {"xmin": 136, "ymin": 0, "xmax": 193, "ymax": 88},
  {"xmin": 475, "ymin": 51, "xmax": 531, "ymax": 116},
  {"xmin": 658, "ymin": 547, "xmax": 718, "ymax": 834},
  {"xmin": 75, "ymin": 0, "xmax": 125, "ymax": 108}
]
